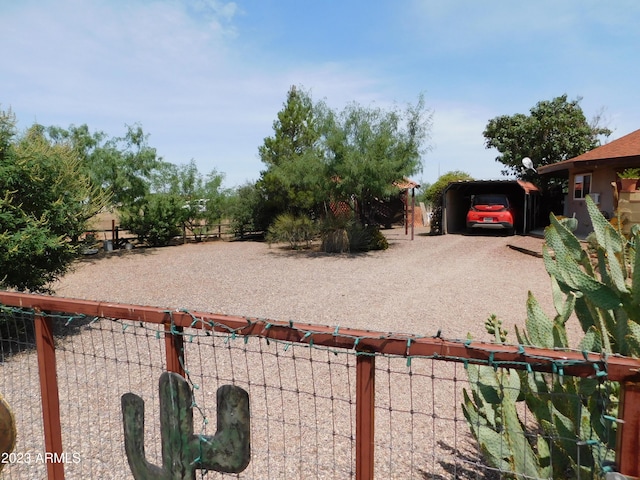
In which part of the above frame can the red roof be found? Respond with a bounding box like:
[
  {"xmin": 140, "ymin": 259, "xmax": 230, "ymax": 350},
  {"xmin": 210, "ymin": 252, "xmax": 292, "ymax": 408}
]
[
  {"xmin": 538, "ymin": 128, "xmax": 640, "ymax": 174},
  {"xmin": 393, "ymin": 178, "xmax": 421, "ymax": 189}
]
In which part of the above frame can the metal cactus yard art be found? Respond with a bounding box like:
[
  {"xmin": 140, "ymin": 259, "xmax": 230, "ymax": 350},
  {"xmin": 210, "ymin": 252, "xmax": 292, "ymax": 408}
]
[
  {"xmin": 121, "ymin": 372, "xmax": 250, "ymax": 479},
  {"xmin": 0, "ymin": 393, "xmax": 16, "ymax": 474}
]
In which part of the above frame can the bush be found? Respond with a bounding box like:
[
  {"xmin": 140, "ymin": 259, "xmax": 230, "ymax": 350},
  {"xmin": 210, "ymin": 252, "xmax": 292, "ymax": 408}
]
[
  {"xmin": 367, "ymin": 226, "xmax": 389, "ymax": 251},
  {"xmin": 0, "ymin": 115, "xmax": 108, "ymax": 293},
  {"xmin": 226, "ymin": 182, "xmax": 263, "ymax": 238},
  {"xmin": 120, "ymin": 193, "xmax": 185, "ymax": 246},
  {"xmin": 266, "ymin": 213, "xmax": 317, "ymax": 249},
  {"xmin": 320, "ymin": 214, "xmax": 388, "ymax": 253}
]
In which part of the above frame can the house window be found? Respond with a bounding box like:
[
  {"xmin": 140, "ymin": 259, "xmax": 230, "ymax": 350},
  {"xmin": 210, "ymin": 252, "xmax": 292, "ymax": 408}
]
[{"xmin": 574, "ymin": 173, "xmax": 592, "ymax": 199}]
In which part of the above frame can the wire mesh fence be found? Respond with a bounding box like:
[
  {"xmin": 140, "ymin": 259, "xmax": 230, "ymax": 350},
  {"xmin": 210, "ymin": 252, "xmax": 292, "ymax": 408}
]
[{"xmin": 1, "ymin": 293, "xmax": 639, "ymax": 479}]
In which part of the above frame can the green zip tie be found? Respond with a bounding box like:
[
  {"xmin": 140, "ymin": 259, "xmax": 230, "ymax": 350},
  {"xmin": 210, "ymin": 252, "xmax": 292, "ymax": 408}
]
[
  {"xmin": 334, "ymin": 325, "xmax": 340, "ymax": 335},
  {"xmin": 406, "ymin": 356, "xmax": 412, "ymax": 367}
]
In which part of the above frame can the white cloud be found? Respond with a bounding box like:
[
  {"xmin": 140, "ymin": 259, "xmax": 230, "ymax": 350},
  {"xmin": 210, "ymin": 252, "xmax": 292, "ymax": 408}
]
[{"xmin": 426, "ymin": 103, "xmax": 505, "ymax": 182}]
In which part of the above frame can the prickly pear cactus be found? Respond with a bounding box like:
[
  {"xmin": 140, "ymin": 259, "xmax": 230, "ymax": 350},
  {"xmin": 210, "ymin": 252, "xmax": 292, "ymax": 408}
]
[
  {"xmin": 0, "ymin": 393, "xmax": 16, "ymax": 473},
  {"xmin": 121, "ymin": 372, "xmax": 250, "ymax": 479},
  {"xmin": 464, "ymin": 198, "xmax": 637, "ymax": 479}
]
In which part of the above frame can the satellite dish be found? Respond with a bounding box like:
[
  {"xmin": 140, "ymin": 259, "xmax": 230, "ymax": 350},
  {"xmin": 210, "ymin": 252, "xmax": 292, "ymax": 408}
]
[{"xmin": 522, "ymin": 157, "xmax": 536, "ymax": 172}]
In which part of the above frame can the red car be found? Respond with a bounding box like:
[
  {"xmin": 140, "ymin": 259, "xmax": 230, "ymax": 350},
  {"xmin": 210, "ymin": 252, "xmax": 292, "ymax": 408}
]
[{"xmin": 466, "ymin": 194, "xmax": 515, "ymax": 235}]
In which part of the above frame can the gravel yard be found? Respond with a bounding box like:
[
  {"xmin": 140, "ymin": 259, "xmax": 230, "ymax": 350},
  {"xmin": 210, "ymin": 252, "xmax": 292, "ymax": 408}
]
[
  {"xmin": 54, "ymin": 226, "xmax": 579, "ymax": 344},
  {"xmin": 2, "ymin": 227, "xmax": 588, "ymax": 479}
]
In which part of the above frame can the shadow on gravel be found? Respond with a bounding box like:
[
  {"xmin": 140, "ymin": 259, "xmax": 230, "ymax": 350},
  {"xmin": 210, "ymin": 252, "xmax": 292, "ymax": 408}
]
[
  {"xmin": 75, "ymin": 244, "xmax": 159, "ymax": 265},
  {"xmin": 265, "ymin": 244, "xmax": 376, "ymax": 260},
  {"xmin": 0, "ymin": 309, "xmax": 96, "ymax": 362},
  {"xmin": 417, "ymin": 440, "xmax": 499, "ymax": 480}
]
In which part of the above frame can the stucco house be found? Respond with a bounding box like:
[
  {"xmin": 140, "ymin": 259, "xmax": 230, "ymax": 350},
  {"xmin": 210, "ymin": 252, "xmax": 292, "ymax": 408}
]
[{"xmin": 537, "ymin": 128, "xmax": 640, "ymax": 237}]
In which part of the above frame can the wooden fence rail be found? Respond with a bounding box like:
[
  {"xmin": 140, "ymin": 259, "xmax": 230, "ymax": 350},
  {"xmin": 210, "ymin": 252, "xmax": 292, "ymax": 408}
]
[{"xmin": 1, "ymin": 291, "xmax": 639, "ymax": 479}]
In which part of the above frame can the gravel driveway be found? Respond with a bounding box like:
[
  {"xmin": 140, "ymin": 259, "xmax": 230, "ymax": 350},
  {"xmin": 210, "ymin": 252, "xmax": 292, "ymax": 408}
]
[
  {"xmin": 54, "ymin": 227, "xmax": 580, "ymax": 344},
  {"xmin": 3, "ymin": 227, "xmax": 590, "ymax": 480}
]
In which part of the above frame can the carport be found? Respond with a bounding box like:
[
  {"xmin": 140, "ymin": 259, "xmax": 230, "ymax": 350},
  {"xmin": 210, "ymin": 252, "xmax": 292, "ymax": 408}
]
[{"xmin": 442, "ymin": 180, "xmax": 540, "ymax": 235}]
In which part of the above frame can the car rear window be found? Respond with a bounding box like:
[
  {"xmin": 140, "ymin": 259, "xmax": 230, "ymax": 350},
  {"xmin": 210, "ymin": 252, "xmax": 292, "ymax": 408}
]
[{"xmin": 472, "ymin": 195, "xmax": 509, "ymax": 207}]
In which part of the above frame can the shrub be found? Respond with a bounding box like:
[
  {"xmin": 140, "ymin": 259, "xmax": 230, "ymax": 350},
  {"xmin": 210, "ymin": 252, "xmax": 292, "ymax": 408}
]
[
  {"xmin": 266, "ymin": 213, "xmax": 317, "ymax": 249},
  {"xmin": 320, "ymin": 214, "xmax": 389, "ymax": 253},
  {"xmin": 120, "ymin": 193, "xmax": 185, "ymax": 246},
  {"xmin": 367, "ymin": 226, "xmax": 389, "ymax": 251}
]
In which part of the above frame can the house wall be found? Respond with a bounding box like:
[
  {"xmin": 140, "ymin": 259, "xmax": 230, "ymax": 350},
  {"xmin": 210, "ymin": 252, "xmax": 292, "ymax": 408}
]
[{"xmin": 565, "ymin": 166, "xmax": 618, "ymax": 236}]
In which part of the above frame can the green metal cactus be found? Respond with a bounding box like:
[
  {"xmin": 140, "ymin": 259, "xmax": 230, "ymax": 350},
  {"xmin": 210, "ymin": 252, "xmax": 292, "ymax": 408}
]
[
  {"xmin": 0, "ymin": 393, "xmax": 16, "ymax": 474},
  {"xmin": 464, "ymin": 197, "xmax": 639, "ymax": 479},
  {"xmin": 121, "ymin": 372, "xmax": 250, "ymax": 480}
]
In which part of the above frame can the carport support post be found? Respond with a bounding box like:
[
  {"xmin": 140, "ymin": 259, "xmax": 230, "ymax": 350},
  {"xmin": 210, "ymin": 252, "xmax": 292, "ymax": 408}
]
[
  {"xmin": 404, "ymin": 189, "xmax": 409, "ymax": 236},
  {"xmin": 523, "ymin": 193, "xmax": 528, "ymax": 235},
  {"xmin": 411, "ymin": 187, "xmax": 416, "ymax": 240}
]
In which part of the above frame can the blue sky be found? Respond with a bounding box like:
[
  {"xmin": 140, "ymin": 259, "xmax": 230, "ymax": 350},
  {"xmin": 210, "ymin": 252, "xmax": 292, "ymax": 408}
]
[{"xmin": 2, "ymin": 0, "xmax": 639, "ymax": 188}]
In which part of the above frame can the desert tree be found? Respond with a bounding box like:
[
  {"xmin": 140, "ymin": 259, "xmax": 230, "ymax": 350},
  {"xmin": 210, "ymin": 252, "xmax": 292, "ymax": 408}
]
[
  {"xmin": 483, "ymin": 94, "xmax": 611, "ymax": 181},
  {"xmin": 0, "ymin": 110, "xmax": 108, "ymax": 292}
]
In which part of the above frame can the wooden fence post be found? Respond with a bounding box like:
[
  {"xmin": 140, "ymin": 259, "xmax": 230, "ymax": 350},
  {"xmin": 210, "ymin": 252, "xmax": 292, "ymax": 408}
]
[
  {"xmin": 356, "ymin": 355, "xmax": 375, "ymax": 480},
  {"xmin": 164, "ymin": 323, "xmax": 185, "ymax": 377},
  {"xmin": 617, "ymin": 381, "xmax": 640, "ymax": 477},
  {"xmin": 35, "ymin": 311, "xmax": 65, "ymax": 480}
]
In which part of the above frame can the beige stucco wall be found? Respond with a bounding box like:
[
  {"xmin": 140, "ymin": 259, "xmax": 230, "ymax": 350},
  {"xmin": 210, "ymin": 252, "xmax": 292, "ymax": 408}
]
[{"xmin": 565, "ymin": 166, "xmax": 618, "ymax": 237}]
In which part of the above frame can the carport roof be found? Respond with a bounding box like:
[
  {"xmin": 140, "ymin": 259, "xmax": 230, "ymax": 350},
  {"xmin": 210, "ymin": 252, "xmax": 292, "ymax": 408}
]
[{"xmin": 444, "ymin": 179, "xmax": 539, "ymax": 194}]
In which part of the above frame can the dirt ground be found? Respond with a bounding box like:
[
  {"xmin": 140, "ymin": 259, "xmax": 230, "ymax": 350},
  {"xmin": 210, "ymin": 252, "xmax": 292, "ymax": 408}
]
[{"xmin": 53, "ymin": 226, "xmax": 583, "ymax": 346}]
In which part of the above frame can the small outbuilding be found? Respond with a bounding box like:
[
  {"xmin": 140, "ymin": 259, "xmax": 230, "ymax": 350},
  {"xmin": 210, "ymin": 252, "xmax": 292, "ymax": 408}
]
[{"xmin": 442, "ymin": 180, "xmax": 541, "ymax": 235}]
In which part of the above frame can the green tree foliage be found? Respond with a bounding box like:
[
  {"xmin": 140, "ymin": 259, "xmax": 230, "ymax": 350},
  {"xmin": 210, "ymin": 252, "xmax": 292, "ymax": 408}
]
[
  {"xmin": 423, "ymin": 170, "xmax": 473, "ymax": 205},
  {"xmin": 120, "ymin": 193, "xmax": 185, "ymax": 247},
  {"xmin": 0, "ymin": 110, "xmax": 108, "ymax": 292},
  {"xmin": 323, "ymin": 95, "xmax": 431, "ymax": 222},
  {"xmin": 148, "ymin": 160, "xmax": 228, "ymax": 241},
  {"xmin": 226, "ymin": 182, "xmax": 262, "ymax": 238},
  {"xmin": 47, "ymin": 123, "xmax": 163, "ymax": 207},
  {"xmin": 257, "ymin": 86, "xmax": 326, "ymax": 227},
  {"xmin": 256, "ymin": 86, "xmax": 432, "ymax": 233},
  {"xmin": 483, "ymin": 95, "xmax": 611, "ymax": 181},
  {"xmin": 120, "ymin": 160, "xmax": 227, "ymax": 245}
]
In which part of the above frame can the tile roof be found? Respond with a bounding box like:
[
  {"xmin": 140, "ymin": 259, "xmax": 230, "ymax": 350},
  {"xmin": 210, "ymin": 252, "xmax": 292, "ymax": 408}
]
[
  {"xmin": 538, "ymin": 128, "xmax": 640, "ymax": 174},
  {"xmin": 393, "ymin": 178, "xmax": 420, "ymax": 189}
]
